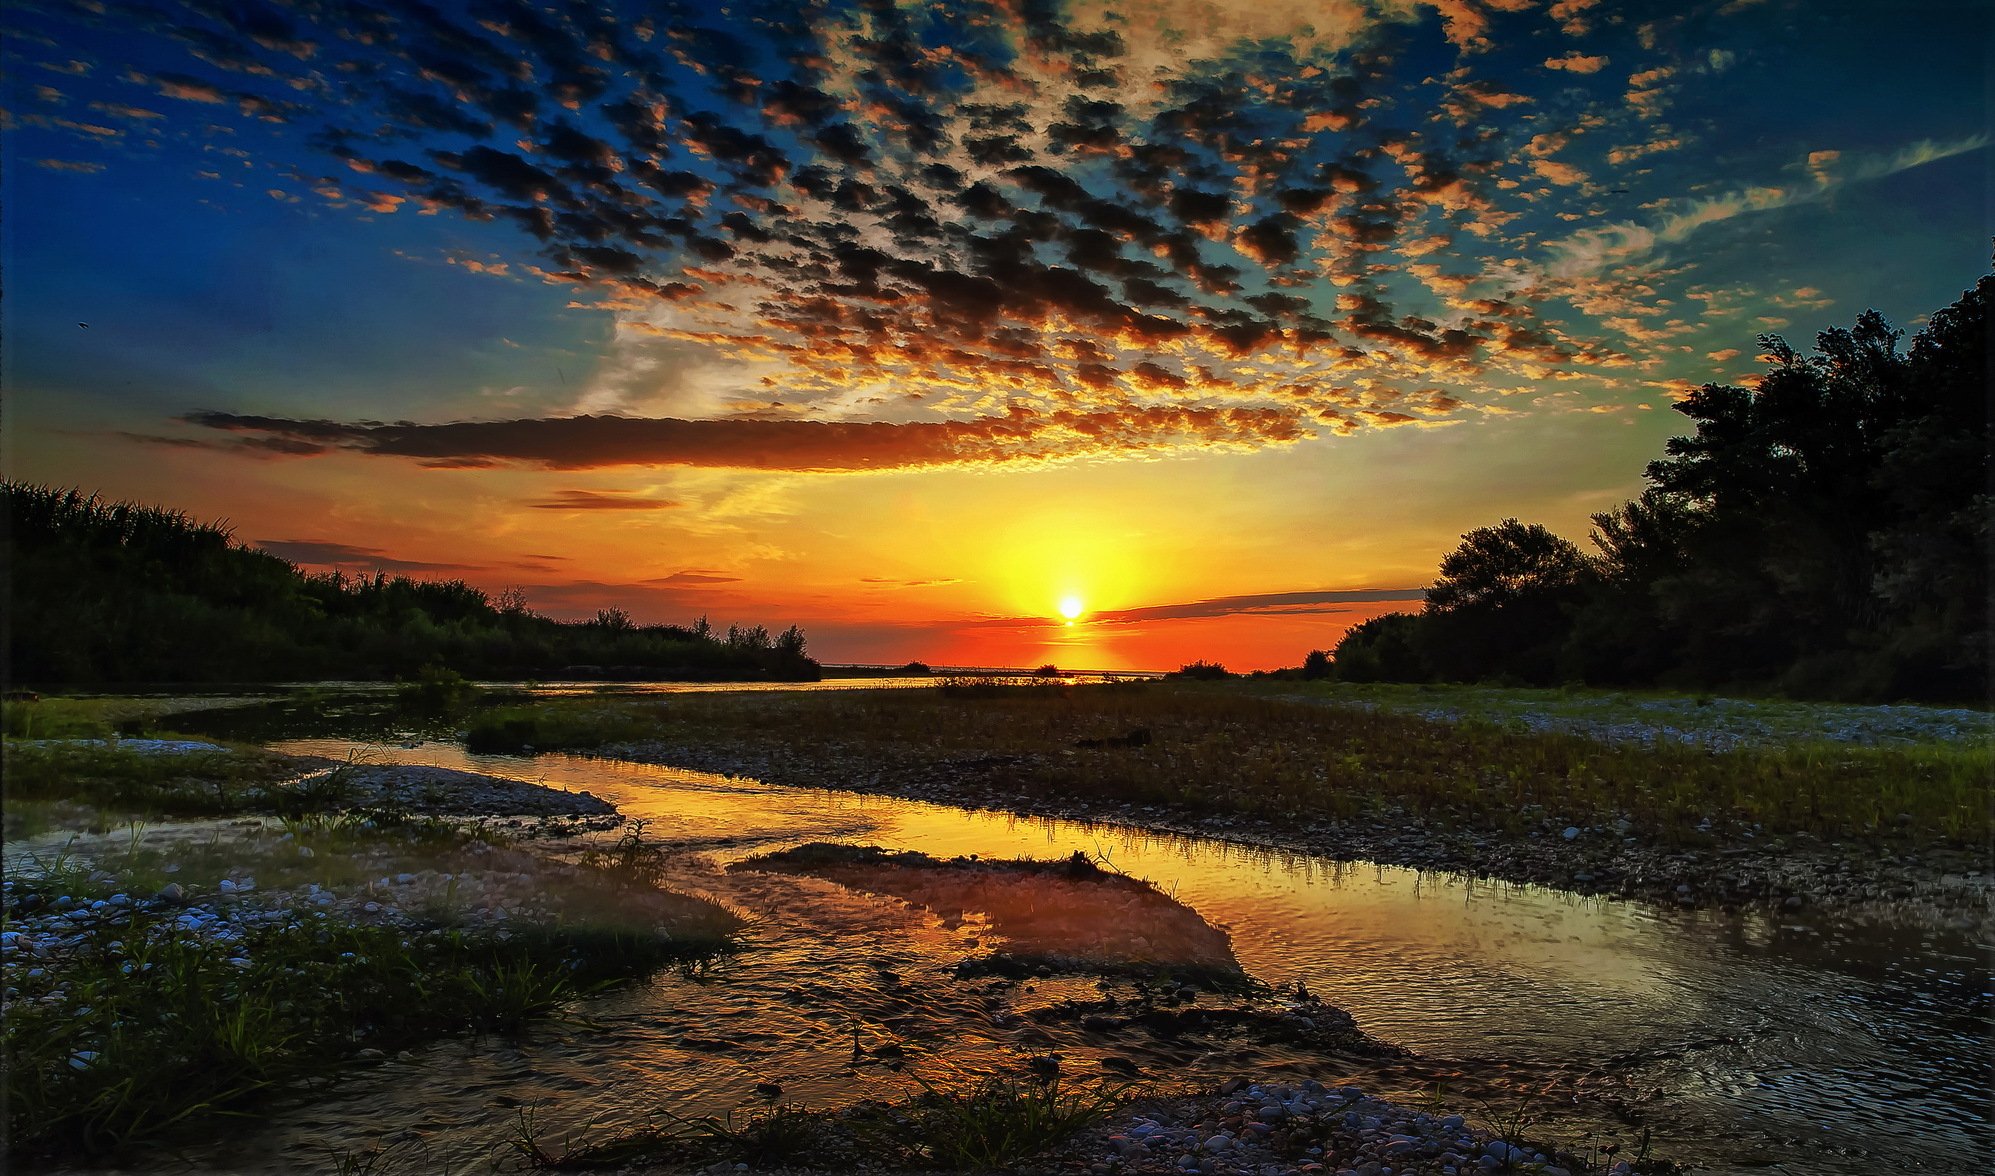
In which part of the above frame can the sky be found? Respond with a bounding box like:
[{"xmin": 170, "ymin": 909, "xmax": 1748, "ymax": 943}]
[{"xmin": 2, "ymin": 0, "xmax": 1987, "ymax": 671}]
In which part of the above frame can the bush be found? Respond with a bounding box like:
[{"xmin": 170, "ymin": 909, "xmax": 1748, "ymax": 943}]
[{"xmin": 1329, "ymin": 613, "xmax": 1433, "ymax": 683}]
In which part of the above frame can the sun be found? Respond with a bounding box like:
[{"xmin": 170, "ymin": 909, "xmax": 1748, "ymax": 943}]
[{"xmin": 1057, "ymin": 596, "xmax": 1085, "ymax": 624}]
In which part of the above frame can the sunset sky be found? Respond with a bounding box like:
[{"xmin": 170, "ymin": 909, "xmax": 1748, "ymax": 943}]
[{"xmin": 3, "ymin": 0, "xmax": 1986, "ymax": 670}]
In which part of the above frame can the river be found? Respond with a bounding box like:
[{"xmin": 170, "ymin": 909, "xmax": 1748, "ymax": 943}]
[{"xmin": 179, "ymin": 726, "xmax": 1989, "ymax": 1175}]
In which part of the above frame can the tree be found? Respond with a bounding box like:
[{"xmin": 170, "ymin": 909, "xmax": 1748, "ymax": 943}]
[
  {"xmin": 1329, "ymin": 613, "xmax": 1430, "ymax": 682},
  {"xmin": 1427, "ymin": 519, "xmax": 1590, "ymax": 613},
  {"xmin": 1425, "ymin": 520, "xmax": 1591, "ymax": 684}
]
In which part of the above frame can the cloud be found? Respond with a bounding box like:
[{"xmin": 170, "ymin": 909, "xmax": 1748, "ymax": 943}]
[
  {"xmin": 650, "ymin": 570, "xmax": 741, "ymax": 585},
  {"xmin": 28, "ymin": 0, "xmax": 1980, "ymax": 454},
  {"xmin": 1543, "ymin": 52, "xmax": 1608, "ymax": 73},
  {"xmin": 973, "ymin": 587, "xmax": 1428, "ymax": 628},
  {"xmin": 1547, "ymin": 134, "xmax": 1990, "ymax": 276},
  {"xmin": 179, "ymin": 406, "xmax": 1314, "ymax": 472},
  {"xmin": 527, "ymin": 489, "xmax": 679, "ymax": 510},
  {"xmin": 861, "ymin": 577, "xmax": 964, "ymax": 588},
  {"xmin": 252, "ymin": 539, "xmax": 478, "ymax": 574}
]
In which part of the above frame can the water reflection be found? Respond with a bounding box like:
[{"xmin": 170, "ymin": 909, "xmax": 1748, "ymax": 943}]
[{"xmin": 226, "ymin": 739, "xmax": 1987, "ymax": 1175}]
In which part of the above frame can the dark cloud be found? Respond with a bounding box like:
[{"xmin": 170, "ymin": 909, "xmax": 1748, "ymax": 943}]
[
  {"xmin": 36, "ymin": 0, "xmax": 1657, "ymax": 456},
  {"xmin": 970, "ymin": 588, "xmax": 1428, "ymax": 629},
  {"xmin": 252, "ymin": 539, "xmax": 479, "ymax": 574},
  {"xmin": 181, "ymin": 406, "xmax": 1311, "ymax": 471},
  {"xmin": 650, "ymin": 570, "xmax": 742, "ymax": 585}
]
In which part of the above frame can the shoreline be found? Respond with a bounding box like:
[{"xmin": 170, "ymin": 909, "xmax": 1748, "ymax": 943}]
[{"xmin": 596, "ymin": 737, "xmax": 1992, "ymax": 926}]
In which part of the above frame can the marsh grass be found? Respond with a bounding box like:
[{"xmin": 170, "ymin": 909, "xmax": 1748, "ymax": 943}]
[
  {"xmin": 7, "ymin": 913, "xmax": 597, "ymax": 1160},
  {"xmin": 908, "ymin": 1072, "xmax": 1129, "ymax": 1168},
  {"xmin": 510, "ymin": 1070, "xmax": 1132, "ymax": 1171},
  {"xmin": 463, "ymin": 686, "xmax": 1993, "ymax": 844},
  {"xmin": 4, "ymin": 816, "xmax": 737, "ymax": 1163},
  {"xmin": 1, "ymin": 738, "xmax": 307, "ymax": 817},
  {"xmin": 464, "ymin": 700, "xmax": 673, "ymax": 753},
  {"xmin": 2, "ymin": 697, "xmax": 120, "ymax": 739}
]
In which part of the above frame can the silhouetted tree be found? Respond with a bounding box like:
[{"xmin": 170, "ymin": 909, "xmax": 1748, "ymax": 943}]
[
  {"xmin": 1329, "ymin": 613, "xmax": 1432, "ymax": 683},
  {"xmin": 1424, "ymin": 519, "xmax": 1591, "ymax": 683},
  {"xmin": 2, "ymin": 483, "xmax": 821, "ymax": 685}
]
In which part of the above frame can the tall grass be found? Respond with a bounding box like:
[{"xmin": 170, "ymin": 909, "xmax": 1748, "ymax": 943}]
[
  {"xmin": 908, "ymin": 1072, "xmax": 1128, "ymax": 1168},
  {"xmin": 1, "ymin": 740, "xmax": 308, "ymax": 816},
  {"xmin": 4, "ymin": 813, "xmax": 738, "ymax": 1162},
  {"xmin": 509, "ymin": 1070, "xmax": 1131, "ymax": 1171},
  {"xmin": 468, "ymin": 685, "xmax": 1993, "ymax": 844}
]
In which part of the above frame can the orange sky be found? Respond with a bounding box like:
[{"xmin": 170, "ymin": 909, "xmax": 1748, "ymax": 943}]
[{"xmin": 4, "ymin": 0, "xmax": 1985, "ymax": 671}]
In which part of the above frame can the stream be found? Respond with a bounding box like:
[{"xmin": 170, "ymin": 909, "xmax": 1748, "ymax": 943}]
[{"xmin": 178, "ymin": 730, "xmax": 1989, "ymax": 1175}]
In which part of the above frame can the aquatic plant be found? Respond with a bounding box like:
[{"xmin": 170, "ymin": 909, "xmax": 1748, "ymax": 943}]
[{"xmin": 908, "ymin": 1070, "xmax": 1129, "ymax": 1168}]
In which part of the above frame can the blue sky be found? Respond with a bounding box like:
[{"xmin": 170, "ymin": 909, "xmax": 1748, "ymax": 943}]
[{"xmin": 3, "ymin": 0, "xmax": 1987, "ymax": 667}]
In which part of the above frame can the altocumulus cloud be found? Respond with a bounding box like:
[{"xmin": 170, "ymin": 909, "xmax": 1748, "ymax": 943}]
[{"xmin": 14, "ymin": 0, "xmax": 1982, "ymax": 459}]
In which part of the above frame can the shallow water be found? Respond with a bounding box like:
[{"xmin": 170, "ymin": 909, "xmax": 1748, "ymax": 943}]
[{"xmin": 180, "ymin": 736, "xmax": 1990, "ymax": 1175}]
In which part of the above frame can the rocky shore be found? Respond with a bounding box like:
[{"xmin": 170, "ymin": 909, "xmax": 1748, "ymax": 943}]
[
  {"xmin": 600, "ymin": 738, "xmax": 1991, "ymax": 926},
  {"xmin": 311, "ymin": 761, "xmax": 619, "ymax": 816},
  {"xmin": 1058, "ymin": 1080, "xmax": 1636, "ymax": 1176},
  {"xmin": 661, "ymin": 1080, "xmax": 1649, "ymax": 1176}
]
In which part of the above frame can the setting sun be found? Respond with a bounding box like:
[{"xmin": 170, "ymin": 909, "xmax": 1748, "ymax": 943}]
[{"xmin": 1057, "ymin": 596, "xmax": 1085, "ymax": 623}]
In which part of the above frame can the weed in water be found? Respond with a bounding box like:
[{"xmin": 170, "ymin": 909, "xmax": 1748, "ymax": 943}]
[{"xmin": 908, "ymin": 1070, "xmax": 1130, "ymax": 1169}]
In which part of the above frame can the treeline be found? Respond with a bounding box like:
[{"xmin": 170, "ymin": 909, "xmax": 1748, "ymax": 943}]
[
  {"xmin": 1, "ymin": 484, "xmax": 819, "ymax": 685},
  {"xmin": 1324, "ymin": 274, "xmax": 1990, "ymax": 702}
]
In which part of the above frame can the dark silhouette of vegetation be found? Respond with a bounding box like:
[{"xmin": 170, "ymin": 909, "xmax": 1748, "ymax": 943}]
[
  {"xmin": 1, "ymin": 484, "xmax": 819, "ymax": 685},
  {"xmin": 1167, "ymin": 660, "xmax": 1232, "ymax": 679},
  {"xmin": 1325, "ymin": 275, "xmax": 1992, "ymax": 701}
]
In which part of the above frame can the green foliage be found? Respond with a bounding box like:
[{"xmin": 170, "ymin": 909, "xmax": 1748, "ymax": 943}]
[
  {"xmin": 2, "ymin": 698, "xmax": 119, "ymax": 740},
  {"xmin": 394, "ymin": 665, "xmax": 481, "ymax": 715},
  {"xmin": 1319, "ymin": 276, "xmax": 1992, "ymax": 701},
  {"xmin": 1, "ymin": 741, "xmax": 306, "ymax": 816},
  {"xmin": 909, "ymin": 1072, "xmax": 1128, "ymax": 1168},
  {"xmin": 4, "ymin": 807, "xmax": 737, "ymax": 1164},
  {"xmin": 1, "ymin": 913, "xmax": 685, "ymax": 1162},
  {"xmin": 463, "ymin": 699, "xmax": 672, "ymax": 753},
  {"xmin": 1330, "ymin": 613, "xmax": 1433, "ymax": 683},
  {"xmin": 529, "ymin": 685, "xmax": 1990, "ymax": 845},
  {"xmin": 2, "ymin": 483, "xmax": 820, "ymax": 685}
]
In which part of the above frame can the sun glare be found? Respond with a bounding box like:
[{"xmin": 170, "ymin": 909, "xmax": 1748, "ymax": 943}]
[{"xmin": 1057, "ymin": 596, "xmax": 1085, "ymax": 623}]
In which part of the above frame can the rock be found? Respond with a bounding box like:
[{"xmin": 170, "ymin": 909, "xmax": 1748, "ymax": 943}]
[
  {"xmin": 1562, "ymin": 826, "xmax": 1581, "ymax": 841},
  {"xmin": 156, "ymin": 883, "xmax": 186, "ymax": 903}
]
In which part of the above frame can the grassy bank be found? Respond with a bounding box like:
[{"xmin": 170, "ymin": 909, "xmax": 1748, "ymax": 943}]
[
  {"xmin": 462, "ymin": 683, "xmax": 1992, "ymax": 845},
  {"xmin": 2, "ymin": 744, "xmax": 737, "ymax": 1163},
  {"xmin": 512, "ymin": 1072, "xmax": 1129, "ymax": 1171}
]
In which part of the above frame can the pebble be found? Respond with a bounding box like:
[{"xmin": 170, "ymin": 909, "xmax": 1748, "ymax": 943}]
[{"xmin": 1058, "ymin": 1082, "xmax": 1595, "ymax": 1176}]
